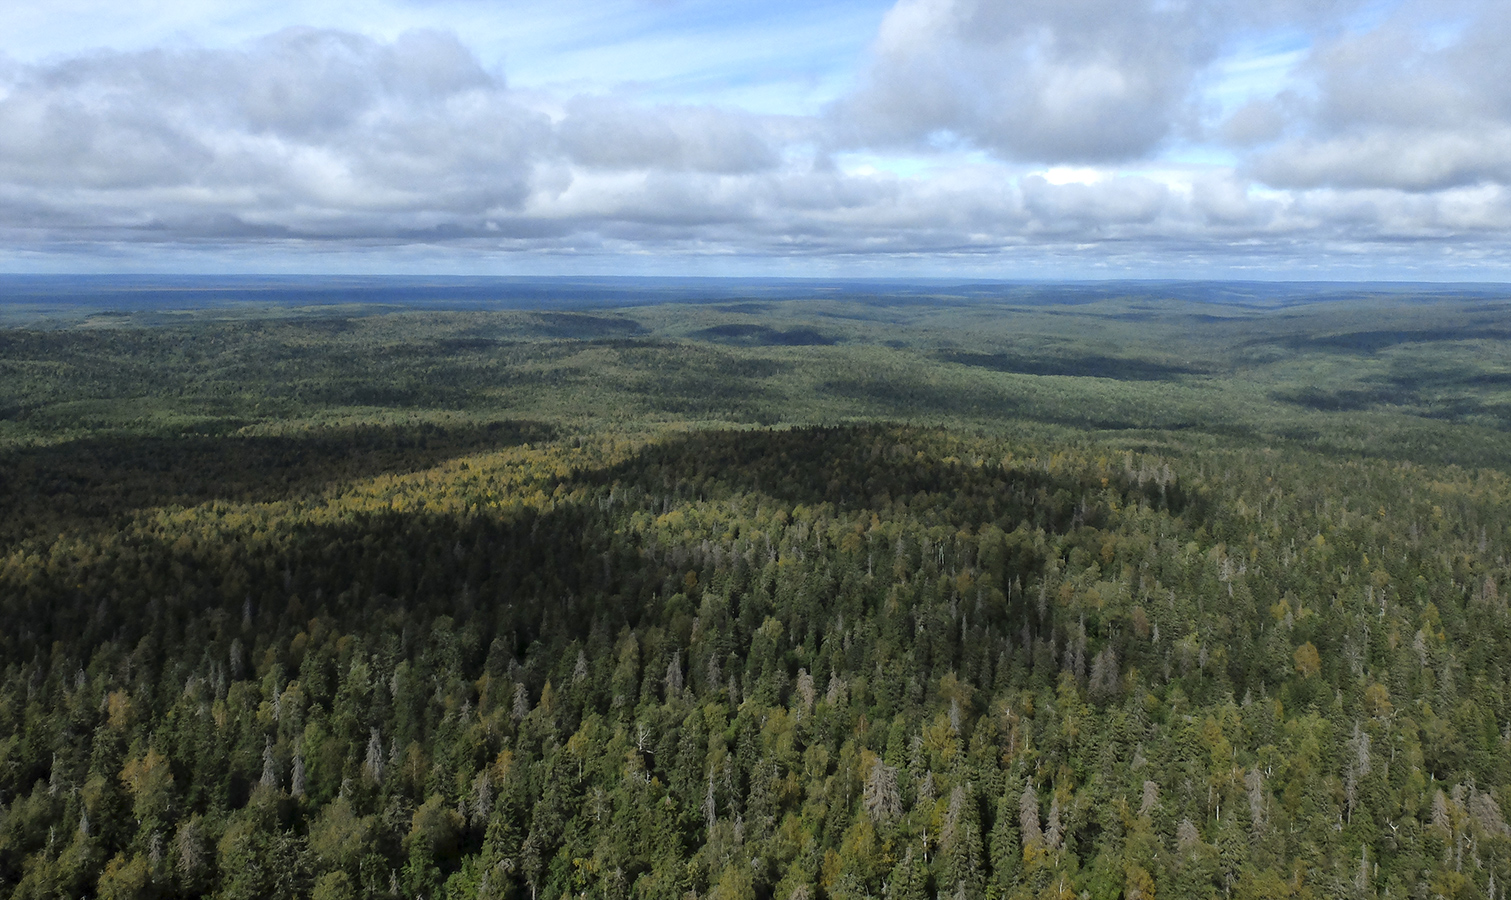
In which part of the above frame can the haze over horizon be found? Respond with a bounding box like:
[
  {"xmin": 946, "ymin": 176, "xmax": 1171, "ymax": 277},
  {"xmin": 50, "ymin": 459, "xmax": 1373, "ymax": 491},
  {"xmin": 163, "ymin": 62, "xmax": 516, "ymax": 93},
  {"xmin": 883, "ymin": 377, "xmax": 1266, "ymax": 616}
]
[{"xmin": 4, "ymin": 0, "xmax": 1511, "ymax": 280}]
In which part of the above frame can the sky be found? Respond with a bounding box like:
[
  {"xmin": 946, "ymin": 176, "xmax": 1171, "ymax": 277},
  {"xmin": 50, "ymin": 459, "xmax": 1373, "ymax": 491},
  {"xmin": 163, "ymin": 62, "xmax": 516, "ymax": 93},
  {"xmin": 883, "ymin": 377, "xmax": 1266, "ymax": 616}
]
[{"xmin": 2, "ymin": 0, "xmax": 1510, "ymax": 278}]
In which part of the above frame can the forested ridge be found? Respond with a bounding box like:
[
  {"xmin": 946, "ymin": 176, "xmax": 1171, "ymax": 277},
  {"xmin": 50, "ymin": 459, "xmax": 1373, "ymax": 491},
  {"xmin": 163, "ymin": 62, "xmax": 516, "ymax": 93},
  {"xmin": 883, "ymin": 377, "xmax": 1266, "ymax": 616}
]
[{"xmin": 3, "ymin": 421, "xmax": 1510, "ymax": 900}]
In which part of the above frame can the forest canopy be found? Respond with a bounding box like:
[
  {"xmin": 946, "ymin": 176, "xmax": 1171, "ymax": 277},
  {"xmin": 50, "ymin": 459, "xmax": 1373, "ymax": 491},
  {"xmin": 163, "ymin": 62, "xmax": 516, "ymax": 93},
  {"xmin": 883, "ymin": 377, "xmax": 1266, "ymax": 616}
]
[{"xmin": 1, "ymin": 284, "xmax": 1510, "ymax": 900}]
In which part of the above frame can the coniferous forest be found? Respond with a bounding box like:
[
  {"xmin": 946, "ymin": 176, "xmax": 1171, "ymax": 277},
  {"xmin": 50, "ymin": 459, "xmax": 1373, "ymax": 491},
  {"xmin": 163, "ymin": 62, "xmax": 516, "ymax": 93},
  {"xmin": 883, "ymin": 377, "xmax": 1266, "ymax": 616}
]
[{"xmin": 2, "ymin": 280, "xmax": 1511, "ymax": 900}]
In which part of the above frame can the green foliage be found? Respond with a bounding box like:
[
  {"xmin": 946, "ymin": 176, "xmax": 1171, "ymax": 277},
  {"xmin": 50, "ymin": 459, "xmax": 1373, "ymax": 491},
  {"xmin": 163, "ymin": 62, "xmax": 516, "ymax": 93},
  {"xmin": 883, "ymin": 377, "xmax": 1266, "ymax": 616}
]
[
  {"xmin": 2, "ymin": 290, "xmax": 1510, "ymax": 899},
  {"xmin": 3, "ymin": 289, "xmax": 1510, "ymax": 468}
]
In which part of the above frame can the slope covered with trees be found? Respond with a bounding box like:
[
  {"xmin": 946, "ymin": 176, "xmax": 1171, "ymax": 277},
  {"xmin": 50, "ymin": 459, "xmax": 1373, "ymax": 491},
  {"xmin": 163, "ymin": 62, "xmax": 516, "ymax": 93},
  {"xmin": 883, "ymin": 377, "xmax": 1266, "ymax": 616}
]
[{"xmin": 3, "ymin": 419, "xmax": 1510, "ymax": 900}]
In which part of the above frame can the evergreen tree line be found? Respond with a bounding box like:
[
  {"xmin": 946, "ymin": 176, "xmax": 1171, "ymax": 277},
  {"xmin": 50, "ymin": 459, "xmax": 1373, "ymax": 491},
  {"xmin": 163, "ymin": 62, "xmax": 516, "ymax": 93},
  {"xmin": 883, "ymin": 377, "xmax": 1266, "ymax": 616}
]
[{"xmin": 1, "ymin": 425, "xmax": 1509, "ymax": 900}]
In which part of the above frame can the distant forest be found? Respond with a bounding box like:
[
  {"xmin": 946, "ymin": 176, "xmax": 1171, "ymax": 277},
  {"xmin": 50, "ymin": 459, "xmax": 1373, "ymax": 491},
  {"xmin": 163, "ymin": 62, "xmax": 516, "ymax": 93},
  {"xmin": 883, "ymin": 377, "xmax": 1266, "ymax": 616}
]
[{"xmin": 2, "ymin": 282, "xmax": 1510, "ymax": 900}]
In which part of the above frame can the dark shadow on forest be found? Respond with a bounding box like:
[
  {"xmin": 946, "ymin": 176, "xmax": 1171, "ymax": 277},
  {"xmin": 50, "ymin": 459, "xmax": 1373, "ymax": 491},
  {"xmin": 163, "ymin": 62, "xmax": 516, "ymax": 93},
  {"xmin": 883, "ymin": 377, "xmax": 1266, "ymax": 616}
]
[
  {"xmin": 0, "ymin": 424, "xmax": 1202, "ymax": 684},
  {"xmin": 1261, "ymin": 326, "xmax": 1511, "ymax": 354},
  {"xmin": 0, "ymin": 420, "xmax": 553, "ymax": 545},
  {"xmin": 1270, "ymin": 386, "xmax": 1404, "ymax": 412},
  {"xmin": 690, "ymin": 323, "xmax": 837, "ymax": 346},
  {"xmin": 937, "ymin": 350, "xmax": 1208, "ymax": 381},
  {"xmin": 576, "ymin": 426, "xmax": 1201, "ymax": 529},
  {"xmin": 1273, "ymin": 378, "xmax": 1511, "ymax": 430}
]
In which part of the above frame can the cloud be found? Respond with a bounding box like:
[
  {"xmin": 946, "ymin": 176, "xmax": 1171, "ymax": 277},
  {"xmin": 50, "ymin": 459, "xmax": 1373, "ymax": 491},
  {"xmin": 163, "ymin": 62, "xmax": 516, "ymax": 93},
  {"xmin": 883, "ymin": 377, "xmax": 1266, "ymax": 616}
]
[
  {"xmin": 826, "ymin": 0, "xmax": 1399, "ymax": 167},
  {"xmin": 2, "ymin": 7, "xmax": 1511, "ymax": 277},
  {"xmin": 827, "ymin": 0, "xmax": 1221, "ymax": 163},
  {"xmin": 1191, "ymin": 174, "xmax": 1280, "ymax": 226},
  {"xmin": 0, "ymin": 28, "xmax": 800, "ymax": 245},
  {"xmin": 1020, "ymin": 175, "xmax": 1170, "ymax": 232},
  {"xmin": 1243, "ymin": 3, "xmax": 1511, "ymax": 192},
  {"xmin": 1251, "ymin": 129, "xmax": 1511, "ymax": 192},
  {"xmin": 0, "ymin": 28, "xmax": 550, "ymax": 239},
  {"xmin": 1219, "ymin": 99, "xmax": 1290, "ymax": 147},
  {"xmin": 555, "ymin": 96, "xmax": 782, "ymax": 173}
]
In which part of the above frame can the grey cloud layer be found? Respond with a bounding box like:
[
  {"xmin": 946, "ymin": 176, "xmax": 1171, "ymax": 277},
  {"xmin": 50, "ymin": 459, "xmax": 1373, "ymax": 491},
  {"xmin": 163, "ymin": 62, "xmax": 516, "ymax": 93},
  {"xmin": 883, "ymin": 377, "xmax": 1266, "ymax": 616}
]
[
  {"xmin": 0, "ymin": 29, "xmax": 549, "ymax": 237},
  {"xmin": 557, "ymin": 97, "xmax": 782, "ymax": 174},
  {"xmin": 1, "ymin": 2, "xmax": 1510, "ymax": 271},
  {"xmin": 827, "ymin": 0, "xmax": 1377, "ymax": 164},
  {"xmin": 1240, "ymin": 2, "xmax": 1511, "ymax": 193},
  {"xmin": 830, "ymin": 0, "xmax": 1213, "ymax": 162}
]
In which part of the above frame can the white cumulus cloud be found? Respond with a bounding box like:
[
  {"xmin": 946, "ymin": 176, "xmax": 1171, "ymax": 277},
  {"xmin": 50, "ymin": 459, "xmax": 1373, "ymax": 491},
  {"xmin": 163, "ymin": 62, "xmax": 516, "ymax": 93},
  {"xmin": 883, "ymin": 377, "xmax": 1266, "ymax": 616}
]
[{"xmin": 0, "ymin": 0, "xmax": 1509, "ymax": 276}]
